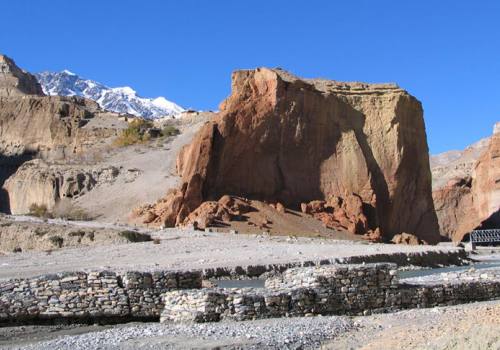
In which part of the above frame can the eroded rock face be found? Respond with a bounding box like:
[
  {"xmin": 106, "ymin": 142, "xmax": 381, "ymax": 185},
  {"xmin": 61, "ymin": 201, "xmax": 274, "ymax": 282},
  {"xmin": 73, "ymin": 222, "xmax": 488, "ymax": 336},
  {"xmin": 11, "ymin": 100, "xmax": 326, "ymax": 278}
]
[
  {"xmin": 0, "ymin": 95, "xmax": 122, "ymax": 158},
  {"xmin": 0, "ymin": 54, "xmax": 128, "ymax": 214},
  {"xmin": 138, "ymin": 68, "xmax": 439, "ymax": 243},
  {"xmin": 0, "ymin": 54, "xmax": 125, "ymax": 159},
  {"xmin": 0, "ymin": 55, "xmax": 44, "ymax": 97},
  {"xmin": 432, "ymin": 123, "xmax": 500, "ymax": 241},
  {"xmin": 3, "ymin": 159, "xmax": 120, "ymax": 214}
]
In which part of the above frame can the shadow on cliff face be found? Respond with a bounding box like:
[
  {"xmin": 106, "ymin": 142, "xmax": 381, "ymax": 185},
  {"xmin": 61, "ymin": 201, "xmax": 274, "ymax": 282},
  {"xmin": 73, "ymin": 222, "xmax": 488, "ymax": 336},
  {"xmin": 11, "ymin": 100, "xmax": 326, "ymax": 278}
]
[
  {"xmin": 199, "ymin": 83, "xmax": 392, "ymax": 235},
  {"xmin": 0, "ymin": 153, "xmax": 34, "ymax": 214},
  {"xmin": 476, "ymin": 210, "xmax": 500, "ymax": 230}
]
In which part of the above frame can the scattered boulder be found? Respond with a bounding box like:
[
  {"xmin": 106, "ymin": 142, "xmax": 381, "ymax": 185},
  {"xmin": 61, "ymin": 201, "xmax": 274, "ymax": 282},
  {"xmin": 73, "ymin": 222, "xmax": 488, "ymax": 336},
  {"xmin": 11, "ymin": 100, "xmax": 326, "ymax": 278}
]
[
  {"xmin": 275, "ymin": 202, "xmax": 286, "ymax": 213},
  {"xmin": 391, "ymin": 232, "xmax": 427, "ymax": 245},
  {"xmin": 300, "ymin": 194, "xmax": 369, "ymax": 235},
  {"xmin": 133, "ymin": 194, "xmax": 252, "ymax": 229}
]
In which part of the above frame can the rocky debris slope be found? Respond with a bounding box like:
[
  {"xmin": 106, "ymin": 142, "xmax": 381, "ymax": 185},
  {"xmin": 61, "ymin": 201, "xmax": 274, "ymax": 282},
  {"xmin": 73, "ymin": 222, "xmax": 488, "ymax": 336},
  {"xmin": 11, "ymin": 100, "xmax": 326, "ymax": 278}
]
[
  {"xmin": 0, "ymin": 55, "xmax": 44, "ymax": 97},
  {"xmin": 135, "ymin": 68, "xmax": 439, "ymax": 243},
  {"xmin": 36, "ymin": 70, "xmax": 184, "ymax": 119},
  {"xmin": 432, "ymin": 122, "xmax": 500, "ymax": 241}
]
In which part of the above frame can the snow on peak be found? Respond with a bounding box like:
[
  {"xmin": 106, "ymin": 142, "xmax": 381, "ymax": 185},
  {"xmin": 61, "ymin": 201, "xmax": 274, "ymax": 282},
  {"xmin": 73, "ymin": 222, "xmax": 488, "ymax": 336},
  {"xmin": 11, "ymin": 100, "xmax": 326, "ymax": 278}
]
[
  {"xmin": 35, "ymin": 70, "xmax": 184, "ymax": 119},
  {"xmin": 112, "ymin": 86, "xmax": 137, "ymax": 96}
]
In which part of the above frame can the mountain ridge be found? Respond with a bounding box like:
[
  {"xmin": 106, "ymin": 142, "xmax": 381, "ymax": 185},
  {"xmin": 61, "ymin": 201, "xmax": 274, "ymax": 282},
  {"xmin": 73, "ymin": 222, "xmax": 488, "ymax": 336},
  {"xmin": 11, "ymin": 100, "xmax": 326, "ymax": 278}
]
[{"xmin": 36, "ymin": 70, "xmax": 184, "ymax": 119}]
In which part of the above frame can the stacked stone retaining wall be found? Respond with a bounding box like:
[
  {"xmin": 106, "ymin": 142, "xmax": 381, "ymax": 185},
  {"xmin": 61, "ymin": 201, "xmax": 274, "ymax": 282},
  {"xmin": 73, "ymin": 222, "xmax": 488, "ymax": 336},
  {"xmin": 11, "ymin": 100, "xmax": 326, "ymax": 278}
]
[
  {"xmin": 0, "ymin": 270, "xmax": 201, "ymax": 324},
  {"xmin": 201, "ymin": 249, "xmax": 467, "ymax": 279},
  {"xmin": 160, "ymin": 263, "xmax": 500, "ymax": 323}
]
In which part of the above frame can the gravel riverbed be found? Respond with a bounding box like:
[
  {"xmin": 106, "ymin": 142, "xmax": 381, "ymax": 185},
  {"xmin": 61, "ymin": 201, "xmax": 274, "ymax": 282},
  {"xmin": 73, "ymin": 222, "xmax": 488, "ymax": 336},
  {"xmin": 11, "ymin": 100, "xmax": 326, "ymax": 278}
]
[{"xmin": 0, "ymin": 316, "xmax": 354, "ymax": 350}]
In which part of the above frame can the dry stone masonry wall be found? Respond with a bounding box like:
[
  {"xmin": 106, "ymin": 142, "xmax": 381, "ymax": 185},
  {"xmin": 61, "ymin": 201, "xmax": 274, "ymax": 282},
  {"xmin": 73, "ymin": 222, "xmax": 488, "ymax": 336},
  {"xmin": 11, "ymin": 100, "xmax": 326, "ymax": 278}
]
[
  {"xmin": 201, "ymin": 249, "xmax": 468, "ymax": 279},
  {"xmin": 160, "ymin": 263, "xmax": 500, "ymax": 323},
  {"xmin": 0, "ymin": 270, "xmax": 201, "ymax": 324}
]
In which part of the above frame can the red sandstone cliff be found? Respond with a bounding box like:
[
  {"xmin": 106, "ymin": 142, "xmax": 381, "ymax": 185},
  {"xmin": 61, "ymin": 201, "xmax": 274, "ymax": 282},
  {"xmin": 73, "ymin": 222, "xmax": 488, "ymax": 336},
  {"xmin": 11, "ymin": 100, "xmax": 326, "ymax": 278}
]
[{"xmin": 135, "ymin": 68, "xmax": 440, "ymax": 243}]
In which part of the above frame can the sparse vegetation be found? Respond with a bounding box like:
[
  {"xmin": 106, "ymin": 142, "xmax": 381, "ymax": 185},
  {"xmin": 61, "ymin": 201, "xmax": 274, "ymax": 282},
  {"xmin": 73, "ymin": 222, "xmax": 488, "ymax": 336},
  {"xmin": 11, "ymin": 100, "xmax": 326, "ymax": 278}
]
[
  {"xmin": 28, "ymin": 204, "xmax": 52, "ymax": 218},
  {"xmin": 48, "ymin": 235, "xmax": 64, "ymax": 248},
  {"xmin": 34, "ymin": 228, "xmax": 48, "ymax": 237},
  {"xmin": 118, "ymin": 230, "xmax": 152, "ymax": 243},
  {"xmin": 68, "ymin": 230, "xmax": 86, "ymax": 237},
  {"xmin": 113, "ymin": 119, "xmax": 155, "ymax": 147},
  {"xmin": 86, "ymin": 231, "xmax": 95, "ymax": 241},
  {"xmin": 153, "ymin": 238, "xmax": 161, "ymax": 244},
  {"xmin": 161, "ymin": 125, "xmax": 180, "ymax": 137}
]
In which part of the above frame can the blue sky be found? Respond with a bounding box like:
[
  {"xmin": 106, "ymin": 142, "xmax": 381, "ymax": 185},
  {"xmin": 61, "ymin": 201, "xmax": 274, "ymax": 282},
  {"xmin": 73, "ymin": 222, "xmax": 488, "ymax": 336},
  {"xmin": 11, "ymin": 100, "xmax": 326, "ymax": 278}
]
[{"xmin": 1, "ymin": 0, "xmax": 499, "ymax": 154}]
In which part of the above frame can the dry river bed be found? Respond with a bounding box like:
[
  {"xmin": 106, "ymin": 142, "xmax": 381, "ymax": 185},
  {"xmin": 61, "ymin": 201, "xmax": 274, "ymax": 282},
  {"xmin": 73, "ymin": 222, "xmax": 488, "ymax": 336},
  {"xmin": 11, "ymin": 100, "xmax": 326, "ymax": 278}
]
[
  {"xmin": 0, "ymin": 300, "xmax": 498, "ymax": 350},
  {"xmin": 0, "ymin": 226, "xmax": 464, "ymax": 280}
]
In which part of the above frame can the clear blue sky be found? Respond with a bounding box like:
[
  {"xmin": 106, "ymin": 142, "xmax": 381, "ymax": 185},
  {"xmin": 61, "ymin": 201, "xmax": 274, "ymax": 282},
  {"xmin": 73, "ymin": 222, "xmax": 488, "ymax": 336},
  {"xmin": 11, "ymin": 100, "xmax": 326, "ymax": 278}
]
[{"xmin": 1, "ymin": 0, "xmax": 499, "ymax": 154}]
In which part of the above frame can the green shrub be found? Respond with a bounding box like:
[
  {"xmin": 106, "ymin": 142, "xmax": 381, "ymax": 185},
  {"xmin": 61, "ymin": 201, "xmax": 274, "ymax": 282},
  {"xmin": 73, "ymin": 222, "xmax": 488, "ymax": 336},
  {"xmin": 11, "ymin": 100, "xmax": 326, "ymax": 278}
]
[
  {"xmin": 113, "ymin": 119, "xmax": 154, "ymax": 147},
  {"xmin": 161, "ymin": 125, "xmax": 180, "ymax": 137}
]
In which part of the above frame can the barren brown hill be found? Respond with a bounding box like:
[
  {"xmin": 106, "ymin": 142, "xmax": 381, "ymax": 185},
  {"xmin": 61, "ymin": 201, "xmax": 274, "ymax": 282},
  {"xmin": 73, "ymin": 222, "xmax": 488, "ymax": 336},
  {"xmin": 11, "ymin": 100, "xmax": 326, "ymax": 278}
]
[{"xmin": 135, "ymin": 68, "xmax": 440, "ymax": 243}]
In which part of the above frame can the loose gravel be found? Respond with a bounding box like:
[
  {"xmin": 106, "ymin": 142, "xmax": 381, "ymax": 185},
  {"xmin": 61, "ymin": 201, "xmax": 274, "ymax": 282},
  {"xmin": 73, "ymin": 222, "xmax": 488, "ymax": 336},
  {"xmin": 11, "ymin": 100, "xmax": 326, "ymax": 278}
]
[{"xmin": 1, "ymin": 317, "xmax": 354, "ymax": 350}]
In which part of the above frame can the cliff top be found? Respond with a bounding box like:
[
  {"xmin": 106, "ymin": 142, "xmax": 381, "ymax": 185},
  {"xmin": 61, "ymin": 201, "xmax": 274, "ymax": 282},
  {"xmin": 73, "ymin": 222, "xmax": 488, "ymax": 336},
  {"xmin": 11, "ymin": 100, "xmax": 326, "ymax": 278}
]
[{"xmin": 234, "ymin": 67, "xmax": 403, "ymax": 95}]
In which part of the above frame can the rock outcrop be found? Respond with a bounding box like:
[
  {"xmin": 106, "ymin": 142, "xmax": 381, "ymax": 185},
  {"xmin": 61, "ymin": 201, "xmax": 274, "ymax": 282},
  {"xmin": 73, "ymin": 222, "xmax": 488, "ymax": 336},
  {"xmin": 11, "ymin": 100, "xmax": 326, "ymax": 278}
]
[
  {"xmin": 432, "ymin": 122, "xmax": 500, "ymax": 241},
  {"xmin": 0, "ymin": 95, "xmax": 123, "ymax": 158},
  {"xmin": 3, "ymin": 159, "xmax": 120, "ymax": 214},
  {"xmin": 0, "ymin": 54, "xmax": 44, "ymax": 97},
  {"xmin": 0, "ymin": 54, "xmax": 126, "ymax": 159},
  {"xmin": 137, "ymin": 68, "xmax": 440, "ymax": 243},
  {"xmin": 0, "ymin": 54, "xmax": 127, "ymax": 214}
]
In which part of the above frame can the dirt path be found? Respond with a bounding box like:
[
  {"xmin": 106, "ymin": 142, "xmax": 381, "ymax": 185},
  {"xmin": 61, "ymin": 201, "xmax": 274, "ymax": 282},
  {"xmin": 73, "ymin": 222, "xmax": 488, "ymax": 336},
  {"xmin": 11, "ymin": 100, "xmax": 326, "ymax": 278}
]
[{"xmin": 0, "ymin": 227, "xmax": 462, "ymax": 280}]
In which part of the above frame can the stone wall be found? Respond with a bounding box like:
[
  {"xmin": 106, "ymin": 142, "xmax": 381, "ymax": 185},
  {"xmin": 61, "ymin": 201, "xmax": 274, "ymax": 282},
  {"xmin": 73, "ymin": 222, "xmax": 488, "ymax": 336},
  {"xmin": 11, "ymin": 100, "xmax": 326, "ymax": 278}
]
[
  {"xmin": 0, "ymin": 270, "xmax": 201, "ymax": 324},
  {"xmin": 160, "ymin": 263, "xmax": 500, "ymax": 323},
  {"xmin": 201, "ymin": 249, "xmax": 468, "ymax": 279}
]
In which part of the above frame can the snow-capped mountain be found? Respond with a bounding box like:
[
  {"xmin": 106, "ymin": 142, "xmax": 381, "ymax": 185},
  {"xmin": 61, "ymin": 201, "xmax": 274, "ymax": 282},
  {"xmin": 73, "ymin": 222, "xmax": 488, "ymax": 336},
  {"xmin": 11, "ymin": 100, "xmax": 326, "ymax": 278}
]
[{"xmin": 35, "ymin": 70, "xmax": 184, "ymax": 119}]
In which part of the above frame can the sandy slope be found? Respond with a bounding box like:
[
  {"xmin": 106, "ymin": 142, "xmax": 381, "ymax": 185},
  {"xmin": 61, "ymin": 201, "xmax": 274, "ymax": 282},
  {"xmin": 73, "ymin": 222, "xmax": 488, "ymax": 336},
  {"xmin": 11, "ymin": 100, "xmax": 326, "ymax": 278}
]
[{"xmin": 73, "ymin": 113, "xmax": 213, "ymax": 223}]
